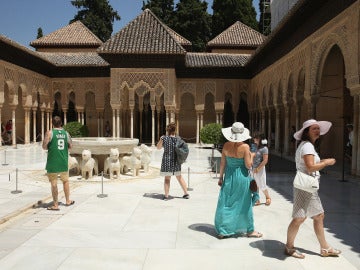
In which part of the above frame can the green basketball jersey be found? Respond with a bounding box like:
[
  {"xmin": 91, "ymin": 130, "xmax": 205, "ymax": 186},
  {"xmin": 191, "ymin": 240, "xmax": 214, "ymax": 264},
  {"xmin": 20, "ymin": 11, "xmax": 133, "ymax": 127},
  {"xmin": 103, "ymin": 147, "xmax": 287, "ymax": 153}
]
[{"xmin": 45, "ymin": 129, "xmax": 69, "ymax": 173}]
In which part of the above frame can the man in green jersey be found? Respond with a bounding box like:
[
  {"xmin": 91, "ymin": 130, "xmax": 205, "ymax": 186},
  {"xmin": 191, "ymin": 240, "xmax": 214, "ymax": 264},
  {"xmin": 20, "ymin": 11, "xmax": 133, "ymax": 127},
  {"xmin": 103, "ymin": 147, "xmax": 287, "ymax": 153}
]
[{"xmin": 42, "ymin": 116, "xmax": 74, "ymax": 211}]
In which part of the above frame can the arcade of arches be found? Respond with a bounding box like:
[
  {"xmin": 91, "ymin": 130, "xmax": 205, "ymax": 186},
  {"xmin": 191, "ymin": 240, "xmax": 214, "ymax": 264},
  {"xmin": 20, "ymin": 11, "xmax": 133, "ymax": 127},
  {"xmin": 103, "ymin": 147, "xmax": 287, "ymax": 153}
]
[{"xmin": 2, "ymin": 1, "xmax": 360, "ymax": 177}]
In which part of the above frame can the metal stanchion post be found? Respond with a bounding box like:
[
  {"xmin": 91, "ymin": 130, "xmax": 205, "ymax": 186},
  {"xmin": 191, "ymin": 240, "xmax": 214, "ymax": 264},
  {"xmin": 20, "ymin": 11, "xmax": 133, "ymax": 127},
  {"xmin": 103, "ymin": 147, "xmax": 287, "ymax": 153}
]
[
  {"xmin": 97, "ymin": 171, "xmax": 108, "ymax": 198},
  {"xmin": 11, "ymin": 168, "xmax": 22, "ymax": 194},
  {"xmin": 187, "ymin": 167, "xmax": 193, "ymax": 191},
  {"xmin": 2, "ymin": 150, "xmax": 9, "ymax": 166},
  {"xmin": 215, "ymin": 161, "xmax": 218, "ymax": 178}
]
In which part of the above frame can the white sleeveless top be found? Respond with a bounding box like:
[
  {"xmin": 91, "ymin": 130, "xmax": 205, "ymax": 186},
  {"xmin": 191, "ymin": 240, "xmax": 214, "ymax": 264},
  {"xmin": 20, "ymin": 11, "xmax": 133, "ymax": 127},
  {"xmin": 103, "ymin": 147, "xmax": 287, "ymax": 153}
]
[{"xmin": 295, "ymin": 141, "xmax": 320, "ymax": 177}]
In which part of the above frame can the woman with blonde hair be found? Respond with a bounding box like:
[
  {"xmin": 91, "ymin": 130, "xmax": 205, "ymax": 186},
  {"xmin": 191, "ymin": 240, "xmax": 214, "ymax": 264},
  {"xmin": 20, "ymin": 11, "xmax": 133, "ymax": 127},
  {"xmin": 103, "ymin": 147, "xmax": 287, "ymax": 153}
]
[{"xmin": 157, "ymin": 122, "xmax": 189, "ymax": 200}]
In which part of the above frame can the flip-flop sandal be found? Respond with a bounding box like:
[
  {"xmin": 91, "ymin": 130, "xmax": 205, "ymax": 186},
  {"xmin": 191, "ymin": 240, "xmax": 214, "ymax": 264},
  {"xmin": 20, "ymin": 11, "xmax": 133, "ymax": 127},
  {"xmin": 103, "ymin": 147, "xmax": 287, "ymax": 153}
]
[
  {"xmin": 65, "ymin": 201, "xmax": 75, "ymax": 206},
  {"xmin": 47, "ymin": 206, "xmax": 60, "ymax": 211}
]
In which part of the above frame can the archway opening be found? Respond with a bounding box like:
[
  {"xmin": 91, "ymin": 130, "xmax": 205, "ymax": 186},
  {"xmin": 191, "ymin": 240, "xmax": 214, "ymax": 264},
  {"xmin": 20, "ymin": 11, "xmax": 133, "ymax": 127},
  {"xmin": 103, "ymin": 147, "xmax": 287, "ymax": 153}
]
[
  {"xmin": 179, "ymin": 92, "xmax": 196, "ymax": 142},
  {"xmin": 204, "ymin": 92, "xmax": 216, "ymax": 125},
  {"xmin": 317, "ymin": 45, "xmax": 351, "ymax": 163}
]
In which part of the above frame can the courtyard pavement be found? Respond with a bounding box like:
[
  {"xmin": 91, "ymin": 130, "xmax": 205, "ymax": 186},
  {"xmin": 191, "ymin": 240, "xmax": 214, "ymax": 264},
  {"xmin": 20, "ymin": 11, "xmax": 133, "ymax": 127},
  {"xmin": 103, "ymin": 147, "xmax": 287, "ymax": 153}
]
[{"xmin": 0, "ymin": 143, "xmax": 358, "ymax": 270}]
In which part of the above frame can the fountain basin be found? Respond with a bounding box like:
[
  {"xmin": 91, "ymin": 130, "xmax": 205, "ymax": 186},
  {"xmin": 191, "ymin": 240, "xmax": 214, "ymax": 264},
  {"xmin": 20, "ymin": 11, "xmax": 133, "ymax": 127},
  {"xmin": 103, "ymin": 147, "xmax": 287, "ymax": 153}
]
[{"xmin": 71, "ymin": 137, "xmax": 139, "ymax": 155}]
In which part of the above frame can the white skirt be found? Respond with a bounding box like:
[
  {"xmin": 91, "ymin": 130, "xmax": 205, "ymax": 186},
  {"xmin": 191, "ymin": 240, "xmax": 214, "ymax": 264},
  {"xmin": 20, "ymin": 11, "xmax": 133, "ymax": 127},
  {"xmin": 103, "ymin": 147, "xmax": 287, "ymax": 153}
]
[{"xmin": 254, "ymin": 167, "xmax": 267, "ymax": 191}]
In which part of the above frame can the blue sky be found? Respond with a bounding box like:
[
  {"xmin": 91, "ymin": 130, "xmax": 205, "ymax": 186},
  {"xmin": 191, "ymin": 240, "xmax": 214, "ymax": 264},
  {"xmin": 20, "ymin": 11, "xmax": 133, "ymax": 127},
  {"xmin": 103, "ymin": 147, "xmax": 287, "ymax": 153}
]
[{"xmin": 0, "ymin": 0, "xmax": 259, "ymax": 49}]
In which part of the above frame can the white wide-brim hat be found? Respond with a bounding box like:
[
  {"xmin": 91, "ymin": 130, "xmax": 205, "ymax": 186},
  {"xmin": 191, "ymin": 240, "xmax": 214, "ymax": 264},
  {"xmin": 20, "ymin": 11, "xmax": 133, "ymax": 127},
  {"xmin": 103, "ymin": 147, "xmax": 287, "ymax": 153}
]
[
  {"xmin": 222, "ymin": 122, "xmax": 251, "ymax": 142},
  {"xmin": 293, "ymin": 119, "xmax": 332, "ymax": 141}
]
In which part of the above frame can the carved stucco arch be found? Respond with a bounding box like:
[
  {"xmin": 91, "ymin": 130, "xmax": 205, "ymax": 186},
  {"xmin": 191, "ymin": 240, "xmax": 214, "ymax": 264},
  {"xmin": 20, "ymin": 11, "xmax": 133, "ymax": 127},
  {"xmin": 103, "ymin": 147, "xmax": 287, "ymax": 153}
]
[
  {"xmin": 19, "ymin": 83, "xmax": 32, "ymax": 107},
  {"xmin": 178, "ymin": 82, "xmax": 195, "ymax": 106},
  {"xmin": 204, "ymin": 81, "xmax": 216, "ymax": 100},
  {"xmin": 3, "ymin": 80, "xmax": 16, "ymax": 106},
  {"xmin": 311, "ymin": 32, "xmax": 350, "ymax": 95}
]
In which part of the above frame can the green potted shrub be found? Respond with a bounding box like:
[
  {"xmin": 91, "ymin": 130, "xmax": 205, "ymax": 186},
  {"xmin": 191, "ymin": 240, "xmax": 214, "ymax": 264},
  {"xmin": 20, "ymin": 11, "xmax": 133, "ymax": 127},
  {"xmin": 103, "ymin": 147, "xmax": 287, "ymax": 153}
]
[
  {"xmin": 200, "ymin": 123, "xmax": 225, "ymax": 172},
  {"xmin": 63, "ymin": 121, "xmax": 89, "ymax": 137},
  {"xmin": 200, "ymin": 123, "xmax": 225, "ymax": 148}
]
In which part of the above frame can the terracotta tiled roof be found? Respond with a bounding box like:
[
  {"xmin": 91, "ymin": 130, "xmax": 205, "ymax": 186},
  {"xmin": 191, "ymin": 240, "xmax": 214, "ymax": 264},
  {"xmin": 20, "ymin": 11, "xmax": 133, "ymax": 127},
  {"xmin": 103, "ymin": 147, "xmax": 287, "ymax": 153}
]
[
  {"xmin": 186, "ymin": 53, "xmax": 250, "ymax": 67},
  {"xmin": 30, "ymin": 21, "xmax": 103, "ymax": 48},
  {"xmin": 98, "ymin": 9, "xmax": 187, "ymax": 54},
  {"xmin": 207, "ymin": 21, "xmax": 265, "ymax": 48},
  {"xmin": 37, "ymin": 52, "xmax": 108, "ymax": 67}
]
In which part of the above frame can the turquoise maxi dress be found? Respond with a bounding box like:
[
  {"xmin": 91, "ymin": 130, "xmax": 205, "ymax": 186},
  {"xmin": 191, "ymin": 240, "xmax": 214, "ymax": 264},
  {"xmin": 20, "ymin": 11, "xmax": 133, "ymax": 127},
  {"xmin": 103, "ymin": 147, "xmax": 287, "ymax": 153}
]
[{"xmin": 215, "ymin": 156, "xmax": 258, "ymax": 236}]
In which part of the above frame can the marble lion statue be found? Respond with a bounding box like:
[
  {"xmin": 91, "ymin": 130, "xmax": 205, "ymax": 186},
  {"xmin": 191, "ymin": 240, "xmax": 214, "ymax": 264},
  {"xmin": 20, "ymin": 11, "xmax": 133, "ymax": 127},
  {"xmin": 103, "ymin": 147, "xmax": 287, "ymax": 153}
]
[
  {"xmin": 120, "ymin": 147, "xmax": 142, "ymax": 176},
  {"xmin": 81, "ymin": 149, "xmax": 98, "ymax": 179},
  {"xmin": 68, "ymin": 154, "xmax": 80, "ymax": 175},
  {"xmin": 104, "ymin": 148, "xmax": 121, "ymax": 179},
  {"xmin": 140, "ymin": 144, "xmax": 152, "ymax": 173}
]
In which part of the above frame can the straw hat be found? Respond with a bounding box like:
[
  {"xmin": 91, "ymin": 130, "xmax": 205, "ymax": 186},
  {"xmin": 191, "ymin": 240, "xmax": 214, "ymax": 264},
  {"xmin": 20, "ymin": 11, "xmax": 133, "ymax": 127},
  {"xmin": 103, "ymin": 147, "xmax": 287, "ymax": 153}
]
[
  {"xmin": 293, "ymin": 119, "xmax": 332, "ymax": 140},
  {"xmin": 222, "ymin": 122, "xmax": 251, "ymax": 142}
]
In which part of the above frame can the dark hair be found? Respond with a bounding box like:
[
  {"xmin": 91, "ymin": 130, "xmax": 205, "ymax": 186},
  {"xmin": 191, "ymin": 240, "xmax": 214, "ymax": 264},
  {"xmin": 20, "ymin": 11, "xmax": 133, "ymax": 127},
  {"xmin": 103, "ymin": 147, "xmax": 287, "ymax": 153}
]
[
  {"xmin": 52, "ymin": 116, "xmax": 62, "ymax": 128},
  {"xmin": 253, "ymin": 133, "xmax": 267, "ymax": 148},
  {"xmin": 299, "ymin": 126, "xmax": 320, "ymax": 149},
  {"xmin": 166, "ymin": 122, "xmax": 176, "ymax": 135}
]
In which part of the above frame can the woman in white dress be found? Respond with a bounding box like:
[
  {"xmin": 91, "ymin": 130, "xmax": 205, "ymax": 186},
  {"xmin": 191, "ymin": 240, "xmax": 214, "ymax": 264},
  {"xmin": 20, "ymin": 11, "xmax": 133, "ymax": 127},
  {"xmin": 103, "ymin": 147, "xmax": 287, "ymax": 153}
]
[
  {"xmin": 285, "ymin": 119, "xmax": 341, "ymax": 258},
  {"xmin": 252, "ymin": 134, "xmax": 271, "ymax": 206}
]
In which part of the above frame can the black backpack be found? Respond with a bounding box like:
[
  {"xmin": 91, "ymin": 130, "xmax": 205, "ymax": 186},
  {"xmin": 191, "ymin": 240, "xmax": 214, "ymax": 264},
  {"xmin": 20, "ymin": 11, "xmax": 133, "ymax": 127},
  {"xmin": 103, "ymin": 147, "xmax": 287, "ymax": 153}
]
[{"xmin": 175, "ymin": 136, "xmax": 189, "ymax": 164}]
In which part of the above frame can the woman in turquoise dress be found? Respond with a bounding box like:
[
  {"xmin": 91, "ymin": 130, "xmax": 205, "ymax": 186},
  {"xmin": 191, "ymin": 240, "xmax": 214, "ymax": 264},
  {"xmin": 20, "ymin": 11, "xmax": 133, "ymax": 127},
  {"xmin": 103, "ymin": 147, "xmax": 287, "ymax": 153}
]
[{"xmin": 215, "ymin": 122, "xmax": 262, "ymax": 239}]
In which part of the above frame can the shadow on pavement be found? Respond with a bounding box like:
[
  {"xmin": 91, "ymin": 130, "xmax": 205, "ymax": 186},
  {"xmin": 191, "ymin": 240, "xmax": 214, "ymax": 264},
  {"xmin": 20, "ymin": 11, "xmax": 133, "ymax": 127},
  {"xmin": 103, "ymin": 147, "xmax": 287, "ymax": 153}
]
[{"xmin": 188, "ymin": 223, "xmax": 218, "ymax": 238}]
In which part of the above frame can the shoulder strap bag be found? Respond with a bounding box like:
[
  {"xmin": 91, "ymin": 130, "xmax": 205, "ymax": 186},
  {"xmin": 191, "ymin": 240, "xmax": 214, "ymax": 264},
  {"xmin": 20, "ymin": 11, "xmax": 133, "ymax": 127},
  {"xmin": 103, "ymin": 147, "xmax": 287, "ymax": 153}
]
[{"xmin": 293, "ymin": 142, "xmax": 319, "ymax": 193}]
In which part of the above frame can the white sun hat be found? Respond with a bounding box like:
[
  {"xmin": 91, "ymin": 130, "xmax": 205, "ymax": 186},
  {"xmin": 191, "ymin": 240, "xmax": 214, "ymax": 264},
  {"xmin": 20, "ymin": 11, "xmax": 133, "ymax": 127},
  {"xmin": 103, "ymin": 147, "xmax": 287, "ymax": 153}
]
[
  {"xmin": 293, "ymin": 119, "xmax": 332, "ymax": 141},
  {"xmin": 222, "ymin": 122, "xmax": 251, "ymax": 142}
]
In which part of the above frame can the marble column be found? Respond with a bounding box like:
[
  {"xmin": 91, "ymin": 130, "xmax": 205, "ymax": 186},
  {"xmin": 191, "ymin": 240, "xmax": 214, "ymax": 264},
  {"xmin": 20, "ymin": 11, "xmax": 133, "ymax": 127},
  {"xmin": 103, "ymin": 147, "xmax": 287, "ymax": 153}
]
[
  {"xmin": 11, "ymin": 108, "xmax": 16, "ymax": 147},
  {"xmin": 267, "ymin": 109, "xmax": 272, "ymax": 147},
  {"xmin": 284, "ymin": 107, "xmax": 290, "ymax": 155},
  {"xmin": 32, "ymin": 109, "xmax": 37, "ymax": 143},
  {"xmin": 63, "ymin": 109, "xmax": 67, "ymax": 125},
  {"xmin": 46, "ymin": 111, "xmax": 50, "ymax": 131},
  {"xmin": 112, "ymin": 109, "xmax": 116, "ymax": 138},
  {"xmin": 97, "ymin": 112, "xmax": 101, "ymax": 137},
  {"xmin": 275, "ymin": 107, "xmax": 280, "ymax": 153},
  {"xmin": 24, "ymin": 109, "xmax": 30, "ymax": 144},
  {"xmin": 151, "ymin": 108, "xmax": 155, "ymax": 146},
  {"xmin": 354, "ymin": 95, "xmax": 360, "ymax": 175},
  {"xmin": 117, "ymin": 109, "xmax": 120, "ymax": 138},
  {"xmin": 196, "ymin": 113, "xmax": 200, "ymax": 144},
  {"xmin": 130, "ymin": 109, "xmax": 134, "ymax": 139},
  {"xmin": 139, "ymin": 108, "xmax": 143, "ymax": 141},
  {"xmin": 41, "ymin": 110, "xmax": 45, "ymax": 141},
  {"xmin": 296, "ymin": 104, "xmax": 301, "ymax": 130},
  {"xmin": 261, "ymin": 110, "xmax": 266, "ymax": 133}
]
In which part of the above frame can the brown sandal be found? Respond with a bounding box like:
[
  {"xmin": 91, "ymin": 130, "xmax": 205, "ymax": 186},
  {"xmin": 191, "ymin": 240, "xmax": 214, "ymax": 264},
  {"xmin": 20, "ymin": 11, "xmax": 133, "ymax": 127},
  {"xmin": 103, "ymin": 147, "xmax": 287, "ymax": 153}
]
[
  {"xmin": 285, "ymin": 245, "xmax": 305, "ymax": 259},
  {"xmin": 265, "ymin": 198, "xmax": 271, "ymax": 206}
]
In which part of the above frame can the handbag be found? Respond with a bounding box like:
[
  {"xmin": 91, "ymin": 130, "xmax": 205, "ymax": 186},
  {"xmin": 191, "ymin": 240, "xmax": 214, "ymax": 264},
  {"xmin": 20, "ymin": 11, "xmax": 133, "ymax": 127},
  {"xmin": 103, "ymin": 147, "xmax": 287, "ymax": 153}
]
[
  {"xmin": 249, "ymin": 169, "xmax": 258, "ymax": 192},
  {"xmin": 293, "ymin": 170, "xmax": 319, "ymax": 193},
  {"xmin": 250, "ymin": 179, "xmax": 258, "ymax": 192}
]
